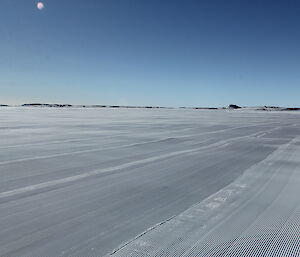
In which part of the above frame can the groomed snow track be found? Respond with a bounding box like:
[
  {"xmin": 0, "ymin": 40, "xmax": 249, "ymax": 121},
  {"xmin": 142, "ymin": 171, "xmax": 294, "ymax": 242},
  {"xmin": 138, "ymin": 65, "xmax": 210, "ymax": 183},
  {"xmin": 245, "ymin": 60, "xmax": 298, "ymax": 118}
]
[{"xmin": 111, "ymin": 135, "xmax": 300, "ymax": 257}]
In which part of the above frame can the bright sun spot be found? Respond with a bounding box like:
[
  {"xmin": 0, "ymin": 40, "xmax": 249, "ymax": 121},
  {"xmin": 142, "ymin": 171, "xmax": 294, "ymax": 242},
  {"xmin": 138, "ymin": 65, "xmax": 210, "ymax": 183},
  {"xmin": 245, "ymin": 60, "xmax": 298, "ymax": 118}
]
[{"xmin": 37, "ymin": 2, "xmax": 44, "ymax": 10}]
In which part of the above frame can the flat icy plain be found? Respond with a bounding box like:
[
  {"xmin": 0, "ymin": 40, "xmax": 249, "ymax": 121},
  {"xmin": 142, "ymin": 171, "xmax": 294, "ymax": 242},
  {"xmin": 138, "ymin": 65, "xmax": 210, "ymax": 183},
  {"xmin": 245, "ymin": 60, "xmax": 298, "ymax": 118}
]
[{"xmin": 0, "ymin": 108, "xmax": 299, "ymax": 257}]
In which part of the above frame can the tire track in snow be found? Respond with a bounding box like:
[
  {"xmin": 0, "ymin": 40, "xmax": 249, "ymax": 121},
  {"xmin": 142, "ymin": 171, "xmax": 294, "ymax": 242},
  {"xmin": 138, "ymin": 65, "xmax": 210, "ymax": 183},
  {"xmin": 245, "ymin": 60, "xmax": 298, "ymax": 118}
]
[
  {"xmin": 0, "ymin": 125, "xmax": 282, "ymax": 166},
  {"xmin": 0, "ymin": 139, "xmax": 232, "ymax": 202},
  {"xmin": 0, "ymin": 129, "xmax": 270, "ymax": 202}
]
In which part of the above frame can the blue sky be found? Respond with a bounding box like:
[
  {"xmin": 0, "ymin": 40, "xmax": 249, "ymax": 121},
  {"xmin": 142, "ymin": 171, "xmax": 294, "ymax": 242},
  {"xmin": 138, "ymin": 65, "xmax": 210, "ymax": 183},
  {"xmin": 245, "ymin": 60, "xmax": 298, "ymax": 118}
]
[{"xmin": 1, "ymin": 0, "xmax": 300, "ymax": 107}]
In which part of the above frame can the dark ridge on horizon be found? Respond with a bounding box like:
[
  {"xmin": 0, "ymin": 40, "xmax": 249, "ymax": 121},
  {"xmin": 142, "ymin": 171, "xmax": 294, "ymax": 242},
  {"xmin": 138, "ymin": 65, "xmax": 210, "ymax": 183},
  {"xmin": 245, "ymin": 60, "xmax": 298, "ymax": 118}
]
[{"xmin": 0, "ymin": 103, "xmax": 300, "ymax": 111}]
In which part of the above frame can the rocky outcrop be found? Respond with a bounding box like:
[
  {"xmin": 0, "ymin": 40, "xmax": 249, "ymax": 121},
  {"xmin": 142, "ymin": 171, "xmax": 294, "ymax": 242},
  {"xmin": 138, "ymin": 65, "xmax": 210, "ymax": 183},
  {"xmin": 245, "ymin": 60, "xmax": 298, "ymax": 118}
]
[{"xmin": 228, "ymin": 104, "xmax": 242, "ymax": 109}]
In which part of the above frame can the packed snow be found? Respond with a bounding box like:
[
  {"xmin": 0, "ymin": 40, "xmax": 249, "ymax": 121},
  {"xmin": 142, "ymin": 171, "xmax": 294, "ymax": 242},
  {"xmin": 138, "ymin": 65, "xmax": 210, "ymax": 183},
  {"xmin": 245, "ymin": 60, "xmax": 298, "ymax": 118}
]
[{"xmin": 0, "ymin": 108, "xmax": 299, "ymax": 256}]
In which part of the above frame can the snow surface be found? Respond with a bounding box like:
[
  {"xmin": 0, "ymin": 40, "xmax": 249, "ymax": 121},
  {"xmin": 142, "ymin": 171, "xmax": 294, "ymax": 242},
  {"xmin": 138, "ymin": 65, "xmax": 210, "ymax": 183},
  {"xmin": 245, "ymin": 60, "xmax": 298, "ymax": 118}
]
[{"xmin": 0, "ymin": 108, "xmax": 299, "ymax": 256}]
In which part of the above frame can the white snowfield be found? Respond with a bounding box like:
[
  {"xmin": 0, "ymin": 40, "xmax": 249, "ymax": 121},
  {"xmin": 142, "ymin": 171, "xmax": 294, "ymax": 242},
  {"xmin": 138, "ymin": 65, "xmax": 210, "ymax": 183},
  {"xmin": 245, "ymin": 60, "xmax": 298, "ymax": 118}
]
[{"xmin": 0, "ymin": 108, "xmax": 299, "ymax": 257}]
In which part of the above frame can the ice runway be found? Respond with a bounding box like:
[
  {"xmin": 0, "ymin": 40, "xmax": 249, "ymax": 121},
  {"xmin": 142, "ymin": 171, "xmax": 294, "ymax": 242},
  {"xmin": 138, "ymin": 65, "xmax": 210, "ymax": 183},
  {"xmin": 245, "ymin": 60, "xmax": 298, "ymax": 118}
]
[{"xmin": 0, "ymin": 108, "xmax": 299, "ymax": 256}]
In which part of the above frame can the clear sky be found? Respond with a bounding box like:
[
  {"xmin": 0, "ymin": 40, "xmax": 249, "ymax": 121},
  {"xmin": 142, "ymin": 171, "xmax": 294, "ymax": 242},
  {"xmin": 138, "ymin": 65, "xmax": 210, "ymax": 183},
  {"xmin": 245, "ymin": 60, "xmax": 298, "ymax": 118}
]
[{"xmin": 1, "ymin": 0, "xmax": 300, "ymax": 107}]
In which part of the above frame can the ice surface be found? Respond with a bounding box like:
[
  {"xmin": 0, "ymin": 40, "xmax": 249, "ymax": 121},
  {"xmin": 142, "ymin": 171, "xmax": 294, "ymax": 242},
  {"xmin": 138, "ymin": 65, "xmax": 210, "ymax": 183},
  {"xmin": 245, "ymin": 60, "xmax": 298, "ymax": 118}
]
[{"xmin": 0, "ymin": 108, "xmax": 299, "ymax": 256}]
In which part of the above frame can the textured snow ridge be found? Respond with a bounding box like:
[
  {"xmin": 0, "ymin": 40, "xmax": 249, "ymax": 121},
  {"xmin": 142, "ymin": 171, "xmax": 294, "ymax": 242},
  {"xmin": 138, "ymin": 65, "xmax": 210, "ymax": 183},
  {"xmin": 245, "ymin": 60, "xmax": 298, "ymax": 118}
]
[{"xmin": 111, "ymin": 136, "xmax": 300, "ymax": 257}]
